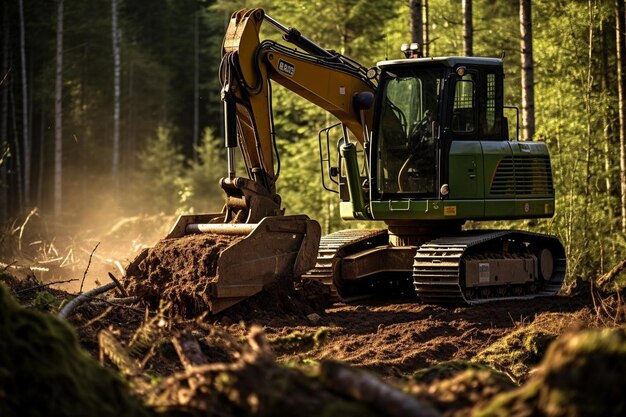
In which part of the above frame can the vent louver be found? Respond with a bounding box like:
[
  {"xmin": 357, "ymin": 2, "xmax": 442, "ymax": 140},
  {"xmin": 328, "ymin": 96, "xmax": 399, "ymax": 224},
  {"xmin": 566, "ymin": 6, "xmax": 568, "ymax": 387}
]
[{"xmin": 490, "ymin": 155, "xmax": 554, "ymax": 196}]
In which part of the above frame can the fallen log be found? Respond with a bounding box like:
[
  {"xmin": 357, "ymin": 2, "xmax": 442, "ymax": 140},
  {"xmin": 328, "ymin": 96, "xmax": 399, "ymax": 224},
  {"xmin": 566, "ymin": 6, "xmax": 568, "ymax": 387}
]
[
  {"xmin": 320, "ymin": 360, "xmax": 441, "ymax": 417},
  {"xmin": 597, "ymin": 256, "xmax": 626, "ymax": 288}
]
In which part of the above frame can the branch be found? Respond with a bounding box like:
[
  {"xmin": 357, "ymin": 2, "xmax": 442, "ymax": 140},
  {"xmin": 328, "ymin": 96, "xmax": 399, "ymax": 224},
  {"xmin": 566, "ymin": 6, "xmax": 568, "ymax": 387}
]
[
  {"xmin": 320, "ymin": 361, "xmax": 441, "ymax": 417},
  {"xmin": 79, "ymin": 242, "xmax": 100, "ymax": 293},
  {"xmin": 17, "ymin": 208, "xmax": 38, "ymax": 251},
  {"xmin": 107, "ymin": 272, "xmax": 128, "ymax": 297},
  {"xmin": 597, "ymin": 256, "xmax": 626, "ymax": 288},
  {"xmin": 14, "ymin": 278, "xmax": 78, "ymax": 294},
  {"xmin": 172, "ymin": 332, "xmax": 208, "ymax": 389},
  {"xmin": 0, "ymin": 67, "xmax": 11, "ymax": 87}
]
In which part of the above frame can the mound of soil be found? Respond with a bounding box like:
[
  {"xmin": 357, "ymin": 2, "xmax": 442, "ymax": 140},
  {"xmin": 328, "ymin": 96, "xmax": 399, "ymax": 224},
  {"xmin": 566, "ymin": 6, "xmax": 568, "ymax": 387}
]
[
  {"xmin": 125, "ymin": 233, "xmax": 242, "ymax": 317},
  {"xmin": 125, "ymin": 234, "xmax": 330, "ymax": 320}
]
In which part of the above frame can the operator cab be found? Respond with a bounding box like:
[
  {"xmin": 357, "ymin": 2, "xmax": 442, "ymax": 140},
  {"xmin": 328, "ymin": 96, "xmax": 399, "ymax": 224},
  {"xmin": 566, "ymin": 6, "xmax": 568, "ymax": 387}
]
[{"xmin": 369, "ymin": 57, "xmax": 505, "ymax": 202}]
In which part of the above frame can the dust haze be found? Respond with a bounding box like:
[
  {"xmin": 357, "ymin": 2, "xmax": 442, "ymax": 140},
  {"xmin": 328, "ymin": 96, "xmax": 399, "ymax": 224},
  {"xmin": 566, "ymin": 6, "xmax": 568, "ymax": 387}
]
[{"xmin": 0, "ymin": 171, "xmax": 226, "ymax": 293}]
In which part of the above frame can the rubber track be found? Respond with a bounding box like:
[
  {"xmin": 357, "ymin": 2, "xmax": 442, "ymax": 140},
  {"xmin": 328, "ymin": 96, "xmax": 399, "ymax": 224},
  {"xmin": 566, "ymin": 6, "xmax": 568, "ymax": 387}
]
[
  {"xmin": 301, "ymin": 229, "xmax": 387, "ymax": 298},
  {"xmin": 413, "ymin": 230, "xmax": 566, "ymax": 304}
]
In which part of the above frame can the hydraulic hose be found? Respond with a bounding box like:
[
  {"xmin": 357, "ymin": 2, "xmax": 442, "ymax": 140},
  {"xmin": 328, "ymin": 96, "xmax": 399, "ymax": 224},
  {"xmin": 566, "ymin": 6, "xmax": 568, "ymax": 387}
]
[{"xmin": 57, "ymin": 282, "xmax": 116, "ymax": 320}]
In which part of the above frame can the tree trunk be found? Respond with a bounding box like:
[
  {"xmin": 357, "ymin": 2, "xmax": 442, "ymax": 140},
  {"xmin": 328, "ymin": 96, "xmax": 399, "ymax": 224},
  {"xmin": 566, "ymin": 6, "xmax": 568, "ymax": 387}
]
[
  {"xmin": 1, "ymin": 1, "xmax": 9, "ymax": 222},
  {"xmin": 617, "ymin": 0, "xmax": 626, "ymax": 234},
  {"xmin": 111, "ymin": 0, "xmax": 121, "ymax": 188},
  {"xmin": 423, "ymin": 0, "xmax": 430, "ymax": 56},
  {"xmin": 54, "ymin": 0, "xmax": 63, "ymax": 218},
  {"xmin": 601, "ymin": 20, "xmax": 615, "ymax": 221},
  {"xmin": 10, "ymin": 76, "xmax": 24, "ymax": 211},
  {"xmin": 409, "ymin": 0, "xmax": 424, "ymax": 55},
  {"xmin": 18, "ymin": 0, "xmax": 30, "ymax": 207},
  {"xmin": 193, "ymin": 10, "xmax": 199, "ymax": 162},
  {"xmin": 581, "ymin": 0, "xmax": 596, "ymax": 243},
  {"xmin": 126, "ymin": 59, "xmax": 134, "ymax": 172},
  {"xmin": 462, "ymin": 0, "xmax": 473, "ymax": 56},
  {"xmin": 37, "ymin": 109, "xmax": 44, "ymax": 207},
  {"xmin": 520, "ymin": 0, "xmax": 535, "ymax": 141}
]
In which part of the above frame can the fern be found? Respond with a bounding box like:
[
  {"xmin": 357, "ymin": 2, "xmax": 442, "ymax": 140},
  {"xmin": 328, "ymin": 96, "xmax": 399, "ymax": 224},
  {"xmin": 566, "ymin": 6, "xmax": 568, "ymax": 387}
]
[{"xmin": 98, "ymin": 330, "xmax": 140, "ymax": 377}]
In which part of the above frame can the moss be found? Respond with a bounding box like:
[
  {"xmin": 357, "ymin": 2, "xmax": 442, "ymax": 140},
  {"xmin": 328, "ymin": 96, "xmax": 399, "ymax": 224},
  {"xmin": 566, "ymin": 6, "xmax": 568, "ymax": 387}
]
[
  {"xmin": 270, "ymin": 328, "xmax": 331, "ymax": 352},
  {"xmin": 412, "ymin": 360, "xmax": 512, "ymax": 384},
  {"xmin": 32, "ymin": 290, "xmax": 58, "ymax": 311},
  {"xmin": 477, "ymin": 328, "xmax": 626, "ymax": 417},
  {"xmin": 408, "ymin": 364, "xmax": 517, "ymax": 416},
  {"xmin": 474, "ymin": 327, "xmax": 556, "ymax": 381},
  {"xmin": 0, "ymin": 284, "xmax": 152, "ymax": 417}
]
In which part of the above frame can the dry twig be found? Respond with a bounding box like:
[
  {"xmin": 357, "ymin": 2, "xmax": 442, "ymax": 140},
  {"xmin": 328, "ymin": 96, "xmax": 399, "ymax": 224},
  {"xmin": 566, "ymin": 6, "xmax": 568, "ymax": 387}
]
[
  {"xmin": 79, "ymin": 306, "xmax": 115, "ymax": 329},
  {"xmin": 1, "ymin": 261, "xmax": 16, "ymax": 271},
  {"xmin": 0, "ymin": 262, "xmax": 49, "ymax": 273},
  {"xmin": 17, "ymin": 208, "xmax": 38, "ymax": 251},
  {"xmin": 108, "ymin": 272, "xmax": 128, "ymax": 297},
  {"xmin": 79, "ymin": 242, "xmax": 100, "ymax": 293},
  {"xmin": 14, "ymin": 278, "xmax": 78, "ymax": 295},
  {"xmin": 172, "ymin": 332, "xmax": 208, "ymax": 389}
]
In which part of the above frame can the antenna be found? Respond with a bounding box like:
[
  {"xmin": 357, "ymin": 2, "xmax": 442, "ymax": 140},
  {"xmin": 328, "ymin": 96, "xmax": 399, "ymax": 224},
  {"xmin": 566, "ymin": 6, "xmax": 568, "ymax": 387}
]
[{"xmin": 385, "ymin": 33, "xmax": 389, "ymax": 60}]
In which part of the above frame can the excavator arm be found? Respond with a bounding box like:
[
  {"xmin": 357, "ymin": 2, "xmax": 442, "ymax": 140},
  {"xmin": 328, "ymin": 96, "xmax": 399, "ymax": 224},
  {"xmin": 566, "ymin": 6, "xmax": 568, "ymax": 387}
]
[
  {"xmin": 219, "ymin": 8, "xmax": 375, "ymax": 222},
  {"xmin": 125, "ymin": 8, "xmax": 377, "ymax": 315}
]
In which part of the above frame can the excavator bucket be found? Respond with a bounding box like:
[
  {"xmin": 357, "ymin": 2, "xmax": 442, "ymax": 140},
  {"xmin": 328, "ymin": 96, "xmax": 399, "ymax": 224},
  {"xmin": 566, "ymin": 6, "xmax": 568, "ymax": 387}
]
[{"xmin": 125, "ymin": 214, "xmax": 321, "ymax": 315}]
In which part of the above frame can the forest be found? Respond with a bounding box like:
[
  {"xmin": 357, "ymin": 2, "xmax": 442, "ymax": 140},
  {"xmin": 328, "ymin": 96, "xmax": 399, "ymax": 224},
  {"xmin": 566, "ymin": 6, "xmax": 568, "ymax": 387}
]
[
  {"xmin": 0, "ymin": 0, "xmax": 624, "ymax": 280},
  {"xmin": 3, "ymin": 1, "xmax": 626, "ymax": 417}
]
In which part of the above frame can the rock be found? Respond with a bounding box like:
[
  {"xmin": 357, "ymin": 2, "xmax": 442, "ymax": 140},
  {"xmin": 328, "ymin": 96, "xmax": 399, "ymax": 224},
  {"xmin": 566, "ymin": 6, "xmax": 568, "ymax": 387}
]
[{"xmin": 307, "ymin": 313, "xmax": 321, "ymax": 324}]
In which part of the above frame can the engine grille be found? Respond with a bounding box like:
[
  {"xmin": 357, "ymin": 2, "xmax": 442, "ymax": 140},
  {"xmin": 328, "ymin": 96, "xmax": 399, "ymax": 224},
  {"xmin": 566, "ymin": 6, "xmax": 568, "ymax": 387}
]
[{"xmin": 490, "ymin": 155, "xmax": 554, "ymax": 196}]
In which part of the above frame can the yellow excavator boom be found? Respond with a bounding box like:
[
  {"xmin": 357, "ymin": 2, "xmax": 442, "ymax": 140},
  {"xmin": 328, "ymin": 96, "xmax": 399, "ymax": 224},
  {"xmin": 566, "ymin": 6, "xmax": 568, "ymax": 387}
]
[
  {"xmin": 221, "ymin": 8, "xmax": 375, "ymax": 195},
  {"xmin": 125, "ymin": 8, "xmax": 376, "ymax": 314}
]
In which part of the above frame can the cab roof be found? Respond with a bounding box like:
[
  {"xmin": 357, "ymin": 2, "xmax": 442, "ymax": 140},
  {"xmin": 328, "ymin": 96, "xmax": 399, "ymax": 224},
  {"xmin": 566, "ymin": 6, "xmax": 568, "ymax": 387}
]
[{"xmin": 377, "ymin": 56, "xmax": 503, "ymax": 69}]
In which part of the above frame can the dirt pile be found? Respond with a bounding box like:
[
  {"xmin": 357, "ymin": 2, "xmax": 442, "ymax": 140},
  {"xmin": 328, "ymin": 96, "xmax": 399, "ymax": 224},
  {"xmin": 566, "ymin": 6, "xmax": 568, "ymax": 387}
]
[
  {"xmin": 125, "ymin": 233, "xmax": 330, "ymax": 320},
  {"xmin": 125, "ymin": 233, "xmax": 242, "ymax": 317}
]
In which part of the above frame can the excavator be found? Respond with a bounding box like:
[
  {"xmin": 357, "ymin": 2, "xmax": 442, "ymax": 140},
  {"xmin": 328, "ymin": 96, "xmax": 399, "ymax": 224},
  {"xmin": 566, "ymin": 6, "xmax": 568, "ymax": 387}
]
[{"xmin": 128, "ymin": 8, "xmax": 565, "ymax": 314}]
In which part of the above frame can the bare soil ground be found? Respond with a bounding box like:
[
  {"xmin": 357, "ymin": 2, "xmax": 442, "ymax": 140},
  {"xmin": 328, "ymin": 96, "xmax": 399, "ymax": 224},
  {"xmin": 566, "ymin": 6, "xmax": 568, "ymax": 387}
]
[
  {"xmin": 264, "ymin": 293, "xmax": 593, "ymax": 376},
  {"xmin": 200, "ymin": 292, "xmax": 590, "ymax": 380},
  {"xmin": 100, "ymin": 231, "xmax": 589, "ymax": 377},
  {"xmin": 2, "ymin": 215, "xmax": 623, "ymax": 416},
  {"xmin": 2, "ymin": 258, "xmax": 622, "ymax": 417},
  {"xmin": 114, "ymin": 230, "xmax": 594, "ymax": 379},
  {"xmin": 67, "ymin": 276, "xmax": 595, "ymax": 380}
]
